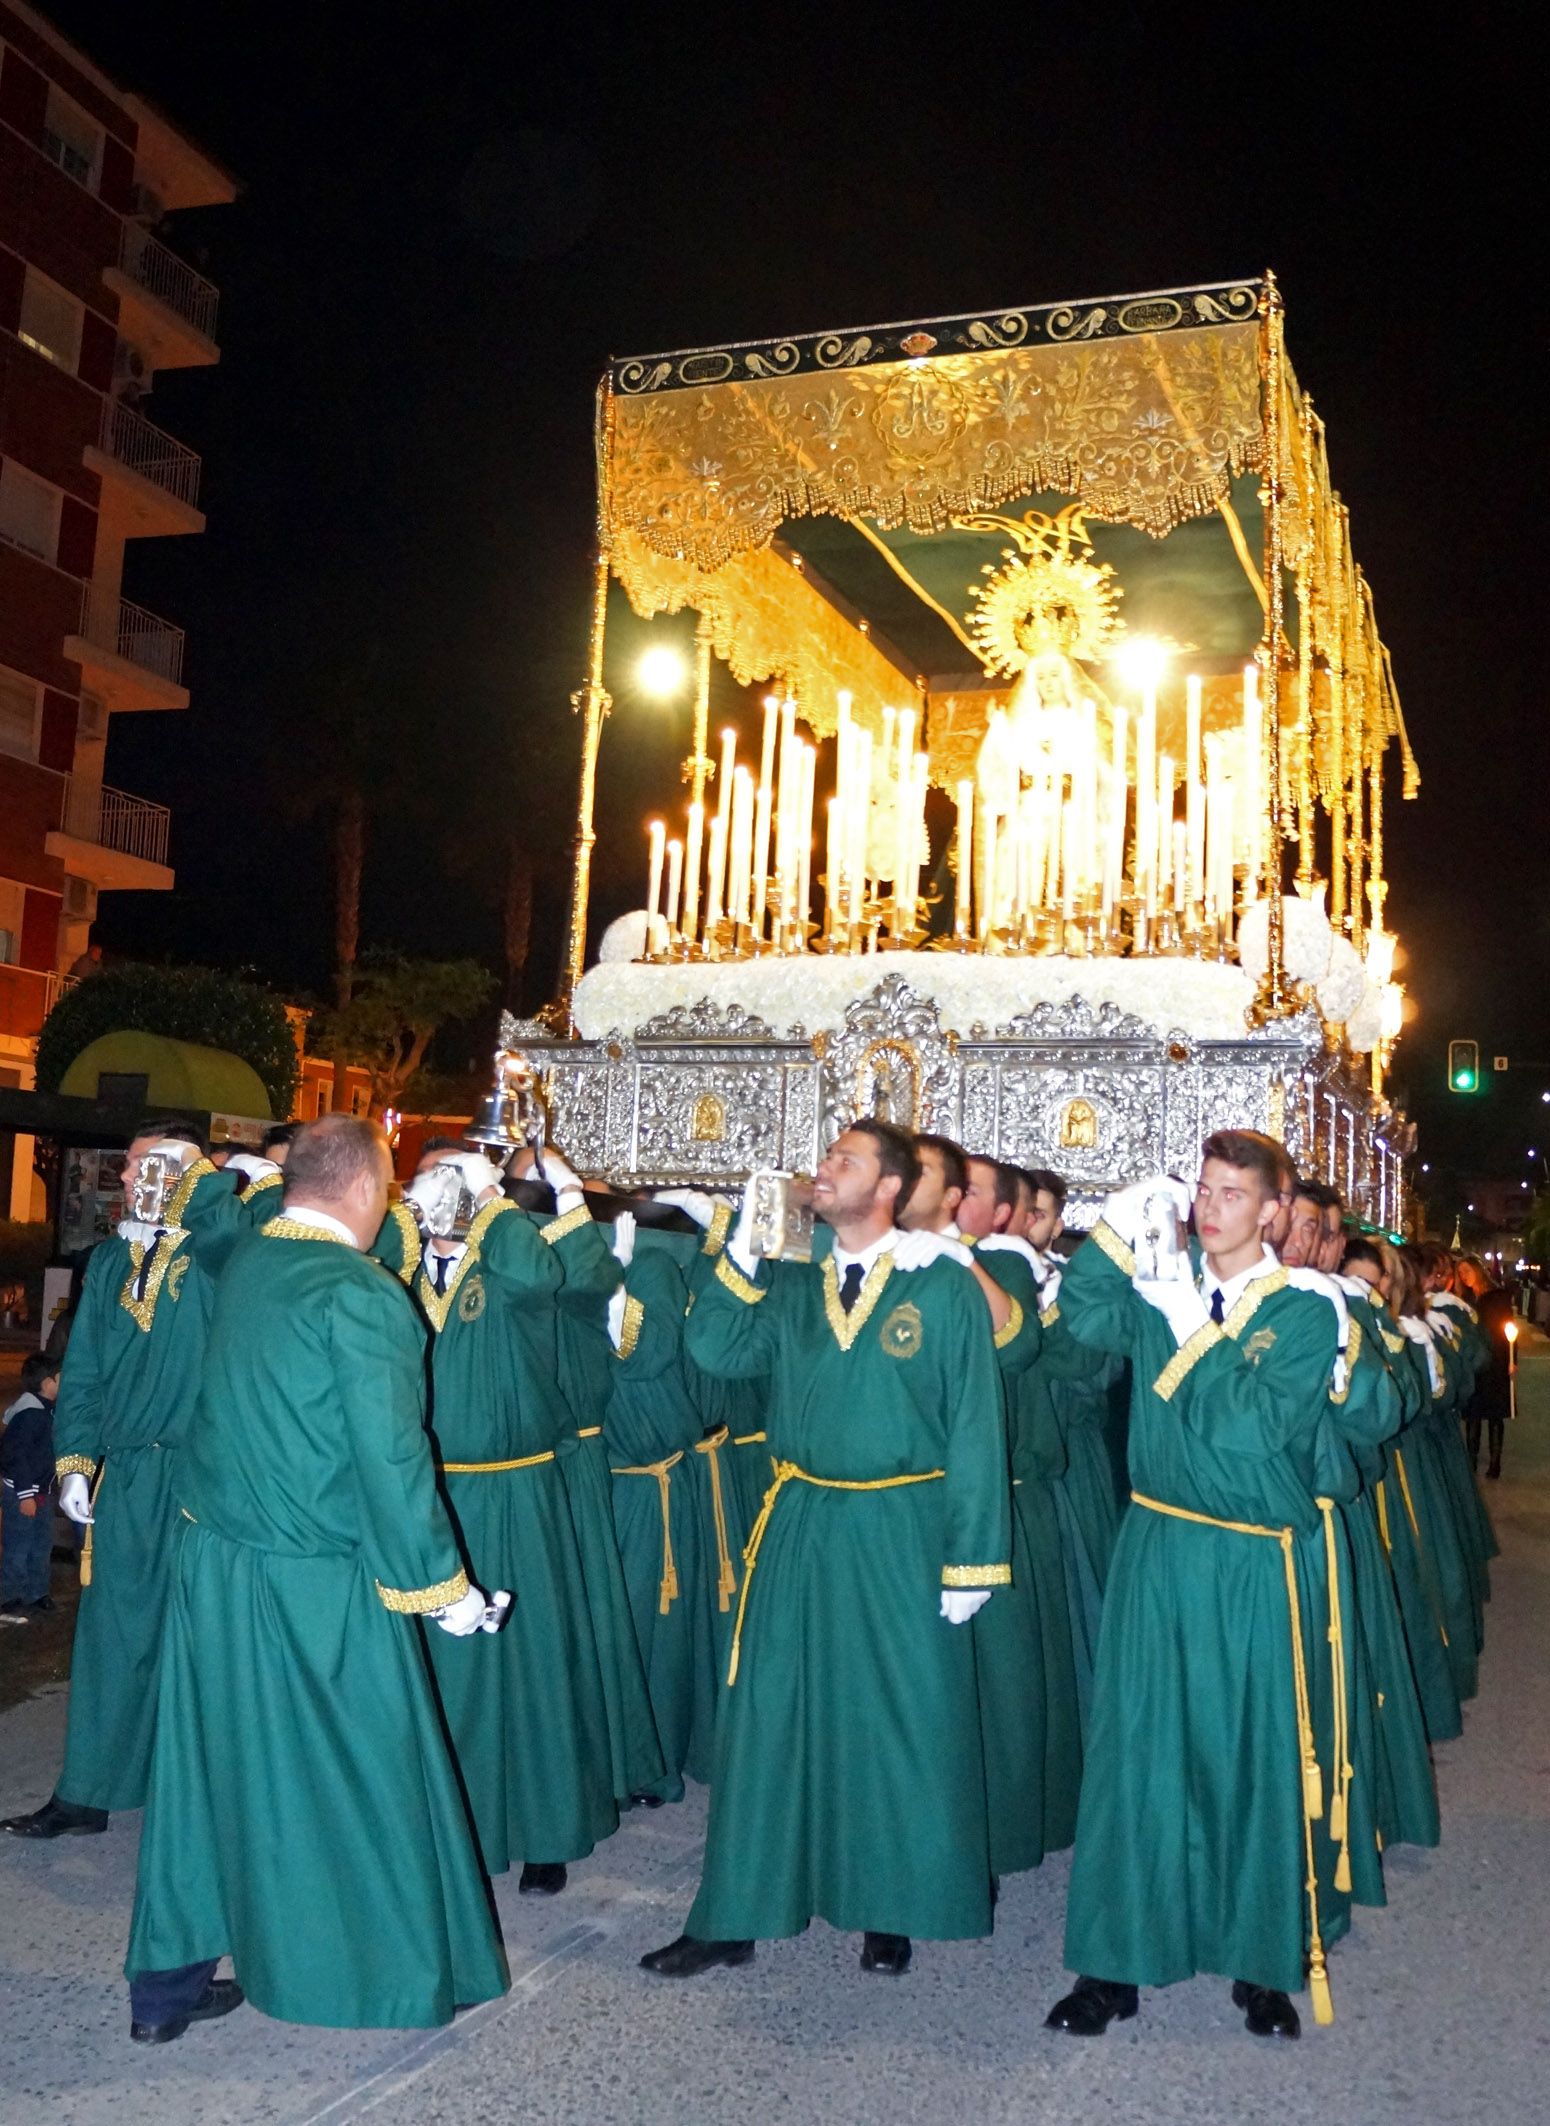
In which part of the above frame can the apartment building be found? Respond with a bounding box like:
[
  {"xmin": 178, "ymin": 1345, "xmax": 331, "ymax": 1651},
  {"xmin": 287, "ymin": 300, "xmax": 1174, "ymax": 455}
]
[{"xmin": 0, "ymin": 1, "xmax": 232, "ymax": 1215}]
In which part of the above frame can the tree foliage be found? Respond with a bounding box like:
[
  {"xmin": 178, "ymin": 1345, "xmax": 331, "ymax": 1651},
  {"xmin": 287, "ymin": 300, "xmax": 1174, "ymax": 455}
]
[
  {"xmin": 311, "ymin": 951, "xmax": 493, "ymax": 1116},
  {"xmin": 35, "ymin": 964, "xmax": 299, "ymax": 1116}
]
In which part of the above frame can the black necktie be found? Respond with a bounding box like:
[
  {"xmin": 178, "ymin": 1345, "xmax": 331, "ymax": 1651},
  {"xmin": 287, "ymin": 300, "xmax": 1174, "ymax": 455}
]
[
  {"xmin": 432, "ymin": 1254, "xmax": 451, "ymax": 1295},
  {"xmin": 1209, "ymin": 1287, "xmax": 1225, "ymax": 1323},
  {"xmin": 134, "ymin": 1231, "xmax": 163, "ymax": 1301},
  {"xmin": 839, "ymin": 1261, "xmax": 865, "ymax": 1314}
]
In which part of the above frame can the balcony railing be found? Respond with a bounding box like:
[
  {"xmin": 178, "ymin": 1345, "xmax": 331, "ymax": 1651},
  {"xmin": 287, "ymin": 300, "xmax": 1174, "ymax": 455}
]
[
  {"xmin": 77, "ymin": 583, "xmax": 186, "ymax": 687},
  {"xmin": 60, "ymin": 776, "xmax": 171, "ymax": 868},
  {"xmin": 97, "ymin": 397, "xmax": 202, "ymax": 509},
  {"xmin": 117, "ymin": 223, "xmax": 219, "ymax": 342},
  {"xmin": 43, "ymin": 968, "xmax": 79, "ymax": 1015}
]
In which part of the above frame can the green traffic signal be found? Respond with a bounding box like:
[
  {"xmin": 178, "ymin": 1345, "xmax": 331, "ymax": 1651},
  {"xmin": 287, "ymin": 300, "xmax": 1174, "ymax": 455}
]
[{"xmin": 1447, "ymin": 1038, "xmax": 1480, "ymax": 1093}]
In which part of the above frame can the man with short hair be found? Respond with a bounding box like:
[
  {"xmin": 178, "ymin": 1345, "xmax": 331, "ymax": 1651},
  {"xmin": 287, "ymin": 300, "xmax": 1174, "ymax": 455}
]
[
  {"xmin": 3, "ymin": 1125, "xmax": 233, "ymax": 1839},
  {"xmin": 1020, "ymin": 1168, "xmax": 1069, "ymax": 1254},
  {"xmin": 643, "ymin": 1118, "xmax": 1009, "ymax": 1980},
  {"xmin": 125, "ymin": 1116, "xmax": 508, "ymax": 2040},
  {"xmin": 1047, "ymin": 1131, "xmax": 1348, "ymax": 2042}
]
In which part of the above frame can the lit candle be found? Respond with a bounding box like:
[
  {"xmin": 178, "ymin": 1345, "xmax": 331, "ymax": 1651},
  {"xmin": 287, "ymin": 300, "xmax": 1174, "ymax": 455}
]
[
  {"xmin": 713, "ymin": 726, "xmax": 737, "ymax": 918},
  {"xmin": 1241, "ymin": 663, "xmax": 1261, "ymax": 889},
  {"xmin": 1137, "ymin": 682, "xmax": 1157, "ymax": 908},
  {"xmin": 955, "ymin": 778, "xmax": 974, "ymax": 936},
  {"xmin": 705, "ymin": 813, "xmax": 726, "ymax": 935},
  {"xmin": 979, "ymin": 806, "xmax": 998, "ymax": 942},
  {"xmin": 796, "ymin": 742, "xmax": 815, "ymax": 946},
  {"xmin": 729, "ymin": 765, "xmax": 754, "ymax": 930},
  {"xmin": 1105, "ymin": 702, "xmax": 1128, "ymax": 915},
  {"xmin": 646, "ymin": 819, "xmax": 665, "ymax": 931},
  {"xmin": 665, "ymin": 837, "xmax": 683, "ymax": 936},
  {"xmin": 1172, "ymin": 820, "xmax": 1188, "ymax": 913},
  {"xmin": 1155, "ymin": 751, "xmax": 1174, "ymax": 916},
  {"xmin": 1185, "ymin": 674, "xmax": 1204, "ymax": 906},
  {"xmin": 1061, "ymin": 796, "xmax": 1077, "ymax": 925},
  {"xmin": 752, "ymin": 777, "xmax": 773, "ymax": 935},
  {"xmin": 1079, "ymin": 697, "xmax": 1099, "ymax": 903},
  {"xmin": 759, "ymin": 695, "xmax": 779, "ymax": 794},
  {"xmin": 683, "ymin": 800, "xmax": 704, "ymax": 942},
  {"xmin": 776, "ymin": 698, "xmax": 799, "ymax": 913},
  {"xmin": 825, "ymin": 794, "xmax": 842, "ymax": 939},
  {"xmin": 848, "ymin": 727, "xmax": 872, "ymax": 930}
]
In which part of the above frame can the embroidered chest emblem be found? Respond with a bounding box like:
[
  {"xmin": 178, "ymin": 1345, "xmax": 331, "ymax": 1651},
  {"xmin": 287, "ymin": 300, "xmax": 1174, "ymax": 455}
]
[
  {"xmin": 879, "ymin": 1301, "xmax": 923, "ymax": 1360},
  {"xmin": 117, "ymin": 1235, "xmax": 188, "ymax": 1333},
  {"xmin": 1243, "ymin": 1326, "xmax": 1277, "ymax": 1362},
  {"xmin": 457, "ymin": 1274, "xmax": 486, "ymax": 1324},
  {"xmin": 166, "ymin": 1256, "xmax": 190, "ymax": 1304}
]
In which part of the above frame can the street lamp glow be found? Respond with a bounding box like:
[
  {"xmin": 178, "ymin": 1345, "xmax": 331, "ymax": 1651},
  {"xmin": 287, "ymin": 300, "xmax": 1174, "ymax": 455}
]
[
  {"xmin": 636, "ymin": 644, "xmax": 689, "ymax": 699},
  {"xmin": 1111, "ymin": 636, "xmax": 1171, "ymax": 690}
]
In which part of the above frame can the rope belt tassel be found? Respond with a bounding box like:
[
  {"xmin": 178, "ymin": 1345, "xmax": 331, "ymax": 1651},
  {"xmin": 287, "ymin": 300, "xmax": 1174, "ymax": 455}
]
[
  {"xmin": 611, "ymin": 1450, "xmax": 684, "ymax": 1613},
  {"xmin": 1318, "ymin": 1499, "xmax": 1355, "ymax": 1893},
  {"xmin": 441, "ymin": 1451, "xmax": 557, "ymax": 1473},
  {"xmin": 728, "ymin": 1459, "xmax": 944, "ymax": 1688},
  {"xmin": 1132, "ymin": 1491, "xmax": 1336, "ymax": 2025},
  {"xmin": 693, "ymin": 1426, "xmax": 738, "ymax": 1611},
  {"xmin": 80, "ymin": 1463, "xmax": 106, "ymax": 1588}
]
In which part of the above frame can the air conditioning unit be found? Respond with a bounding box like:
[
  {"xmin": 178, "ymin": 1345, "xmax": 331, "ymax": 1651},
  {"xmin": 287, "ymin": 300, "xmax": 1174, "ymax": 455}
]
[
  {"xmin": 127, "ymin": 182, "xmax": 164, "ymax": 223},
  {"xmin": 113, "ymin": 342, "xmax": 152, "ymax": 394},
  {"xmin": 77, "ymin": 697, "xmax": 107, "ymax": 741},
  {"xmin": 62, "ymin": 877, "xmax": 96, "ymax": 921}
]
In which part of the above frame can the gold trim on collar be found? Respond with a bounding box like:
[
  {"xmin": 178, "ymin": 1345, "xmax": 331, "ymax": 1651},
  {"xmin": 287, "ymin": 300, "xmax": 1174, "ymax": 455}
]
[
  {"xmin": 714, "ymin": 1253, "xmax": 766, "ymax": 1306},
  {"xmin": 1089, "ymin": 1218, "xmax": 1136, "ymax": 1277},
  {"xmin": 1039, "ymin": 1301, "xmax": 1060, "ymax": 1329},
  {"xmin": 942, "ymin": 1562, "xmax": 1013, "ymax": 1588},
  {"xmin": 245, "ymin": 1171, "xmax": 284, "ymax": 1201},
  {"xmin": 1154, "ymin": 1319, "xmax": 1226, "ymax": 1401},
  {"xmin": 541, "ymin": 1202, "xmax": 591, "ymax": 1245},
  {"xmin": 165, "ymin": 1157, "xmax": 216, "ymax": 1225},
  {"xmin": 375, "ymin": 1567, "xmax": 469, "ymax": 1614},
  {"xmin": 702, "ymin": 1200, "xmax": 733, "ymax": 1256},
  {"xmin": 1222, "ymin": 1266, "xmax": 1288, "ymax": 1340},
  {"xmin": 993, "ymin": 1293, "xmax": 1024, "ymax": 1350},
  {"xmin": 384, "ymin": 1200, "xmax": 421, "ymax": 1284},
  {"xmin": 821, "ymin": 1253, "xmax": 893, "ymax": 1350},
  {"xmin": 269, "ymin": 1216, "xmax": 355, "ymax": 1248},
  {"xmin": 417, "ymin": 1197, "xmax": 511, "ymax": 1332},
  {"xmin": 615, "ymin": 1293, "xmax": 645, "ymax": 1359},
  {"xmin": 118, "ymin": 1232, "xmax": 190, "ymax": 1332}
]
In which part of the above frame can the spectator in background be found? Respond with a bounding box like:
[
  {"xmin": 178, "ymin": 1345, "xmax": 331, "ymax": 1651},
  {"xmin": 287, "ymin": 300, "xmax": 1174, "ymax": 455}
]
[
  {"xmin": 260, "ymin": 1124, "xmax": 297, "ymax": 1165},
  {"xmin": 1455, "ymin": 1256, "xmax": 1515, "ymax": 1479},
  {"xmin": 1, "ymin": 1354, "xmax": 62, "ymax": 1619}
]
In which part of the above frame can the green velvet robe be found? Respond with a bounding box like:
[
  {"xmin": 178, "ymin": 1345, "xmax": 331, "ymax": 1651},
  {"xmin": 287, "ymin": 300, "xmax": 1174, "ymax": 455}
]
[
  {"xmin": 410, "ymin": 1199, "xmax": 620, "ymax": 1872},
  {"xmin": 1060, "ymin": 1226, "xmax": 1350, "ymax": 2007},
  {"xmin": 125, "ymin": 1217, "xmax": 508, "ymax": 2029},
  {"xmin": 51, "ymin": 1162, "xmax": 248, "ymax": 1811},
  {"xmin": 684, "ymin": 1244, "xmax": 1009, "ymax": 1942},
  {"xmin": 604, "ymin": 1247, "xmax": 724, "ymax": 1794}
]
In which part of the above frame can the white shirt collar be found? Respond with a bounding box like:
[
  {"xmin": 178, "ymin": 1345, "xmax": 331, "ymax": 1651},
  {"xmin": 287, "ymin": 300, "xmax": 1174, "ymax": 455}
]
[
  {"xmin": 832, "ymin": 1227, "xmax": 898, "ymax": 1277},
  {"xmin": 282, "ymin": 1203, "xmax": 362, "ymax": 1249},
  {"xmin": 422, "ymin": 1237, "xmax": 469, "ymax": 1273},
  {"xmin": 1200, "ymin": 1241, "xmax": 1281, "ymax": 1316}
]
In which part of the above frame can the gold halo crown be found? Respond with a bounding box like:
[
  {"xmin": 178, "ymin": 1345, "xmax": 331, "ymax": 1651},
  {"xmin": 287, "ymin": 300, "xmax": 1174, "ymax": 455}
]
[{"xmin": 968, "ymin": 546, "xmax": 1123, "ymax": 680}]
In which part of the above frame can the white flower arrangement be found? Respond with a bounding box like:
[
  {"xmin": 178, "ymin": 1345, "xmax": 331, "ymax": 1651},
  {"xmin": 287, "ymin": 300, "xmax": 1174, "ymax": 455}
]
[
  {"xmin": 1345, "ymin": 983, "xmax": 1385, "ymax": 1053},
  {"xmin": 1236, "ymin": 895, "xmax": 1335, "ymax": 985},
  {"xmin": 573, "ymin": 950, "xmax": 1258, "ymax": 1042},
  {"xmin": 1316, "ymin": 935, "xmax": 1367, "ymax": 1024}
]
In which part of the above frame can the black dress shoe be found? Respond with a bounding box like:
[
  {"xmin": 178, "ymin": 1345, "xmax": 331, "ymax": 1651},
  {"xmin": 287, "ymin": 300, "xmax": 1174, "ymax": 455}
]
[
  {"xmin": 131, "ymin": 1978, "xmax": 244, "ymax": 2044},
  {"xmin": 2, "ymin": 1796, "xmax": 108, "ymax": 1838},
  {"xmin": 629, "ymin": 1791, "xmax": 666, "ymax": 1809},
  {"xmin": 859, "ymin": 1932, "xmax": 912, "ymax": 1975},
  {"xmin": 640, "ymin": 1933, "xmax": 755, "ymax": 1978},
  {"xmin": 1232, "ymin": 1980, "xmax": 1300, "ymax": 2039},
  {"xmin": 518, "ymin": 1861, "xmax": 568, "ymax": 1895},
  {"xmin": 31, "ymin": 1595, "xmax": 56, "ymax": 1614},
  {"xmin": 1045, "ymin": 1975, "xmax": 1140, "ymax": 2035}
]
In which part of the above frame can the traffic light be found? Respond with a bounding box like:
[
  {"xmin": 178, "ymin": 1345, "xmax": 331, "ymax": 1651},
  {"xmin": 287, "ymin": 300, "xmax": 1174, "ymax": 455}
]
[{"xmin": 1448, "ymin": 1038, "xmax": 1480, "ymax": 1093}]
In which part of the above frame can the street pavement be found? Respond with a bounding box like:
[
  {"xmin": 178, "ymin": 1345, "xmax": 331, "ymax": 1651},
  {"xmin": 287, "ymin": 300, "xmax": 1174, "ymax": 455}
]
[{"xmin": 2, "ymin": 1343, "xmax": 1547, "ymax": 2126}]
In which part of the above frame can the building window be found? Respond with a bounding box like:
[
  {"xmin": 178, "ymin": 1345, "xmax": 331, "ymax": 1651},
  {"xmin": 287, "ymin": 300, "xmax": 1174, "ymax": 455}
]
[
  {"xmin": 0, "ymin": 462, "xmax": 61, "ymax": 565},
  {"xmin": 314, "ymin": 1078, "xmax": 333, "ymax": 1115},
  {"xmin": 18, "ymin": 268, "xmax": 84, "ymax": 373},
  {"xmin": 350, "ymin": 1085, "xmax": 370, "ymax": 1117},
  {"xmin": 0, "ymin": 879, "xmax": 25, "ymax": 964},
  {"xmin": 41, "ymin": 87, "xmax": 102, "ymax": 191},
  {"xmin": 0, "ymin": 665, "xmax": 41, "ymax": 762}
]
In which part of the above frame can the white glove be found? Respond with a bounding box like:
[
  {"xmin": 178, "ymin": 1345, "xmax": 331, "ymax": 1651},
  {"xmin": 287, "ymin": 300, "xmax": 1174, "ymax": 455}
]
[
  {"xmin": 538, "ymin": 1148, "xmax": 585, "ymax": 1210},
  {"xmin": 941, "ymin": 1588, "xmax": 992, "ymax": 1624},
  {"xmin": 1135, "ymin": 1275, "xmax": 1210, "ymax": 1346},
  {"xmin": 655, "ymin": 1187, "xmax": 718, "ymax": 1229},
  {"xmin": 976, "ymin": 1234, "xmax": 1042, "ymax": 1269},
  {"xmin": 1039, "ymin": 1263, "xmax": 1062, "ymax": 1310},
  {"xmin": 146, "ymin": 1139, "xmax": 200, "ymax": 1171},
  {"xmin": 478, "ymin": 1590, "xmax": 513, "ymax": 1633},
  {"xmin": 432, "ymin": 1585, "xmax": 489, "ymax": 1636},
  {"xmin": 58, "ymin": 1473, "xmax": 93, "ymax": 1524},
  {"xmin": 606, "ymin": 1286, "xmax": 630, "ymax": 1351},
  {"xmin": 610, "ymin": 1210, "xmax": 636, "ymax": 1268},
  {"xmin": 891, "ymin": 1229, "xmax": 973, "ymax": 1272},
  {"xmin": 1102, "ymin": 1175, "xmax": 1191, "ymax": 1247},
  {"xmin": 223, "ymin": 1152, "xmax": 280, "ymax": 1184},
  {"xmin": 727, "ymin": 1189, "xmax": 760, "ymax": 1277},
  {"xmin": 1397, "ymin": 1314, "xmax": 1434, "ymax": 1346},
  {"xmin": 450, "ymin": 1152, "xmax": 501, "ymax": 1204}
]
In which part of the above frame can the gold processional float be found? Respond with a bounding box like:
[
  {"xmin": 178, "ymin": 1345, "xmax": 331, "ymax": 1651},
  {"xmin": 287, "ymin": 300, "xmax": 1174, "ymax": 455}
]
[{"xmin": 500, "ymin": 275, "xmax": 1418, "ymax": 1229}]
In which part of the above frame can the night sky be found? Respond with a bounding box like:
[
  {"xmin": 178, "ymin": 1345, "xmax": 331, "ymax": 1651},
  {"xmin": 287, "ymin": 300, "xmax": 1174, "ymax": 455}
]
[{"xmin": 45, "ymin": 3, "xmax": 1544, "ymax": 1198}]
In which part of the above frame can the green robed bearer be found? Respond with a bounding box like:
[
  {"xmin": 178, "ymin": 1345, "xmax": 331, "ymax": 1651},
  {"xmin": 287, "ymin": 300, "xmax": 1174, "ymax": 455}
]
[
  {"xmin": 642, "ymin": 1118, "xmax": 1010, "ymax": 1982},
  {"xmin": 125, "ymin": 1116, "xmax": 507, "ymax": 2041}
]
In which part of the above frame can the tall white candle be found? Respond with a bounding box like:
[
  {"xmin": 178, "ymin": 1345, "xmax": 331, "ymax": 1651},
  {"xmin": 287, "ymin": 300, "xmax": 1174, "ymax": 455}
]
[
  {"xmin": 1241, "ymin": 663, "xmax": 1261, "ymax": 884},
  {"xmin": 729, "ymin": 766, "xmax": 754, "ymax": 929},
  {"xmin": 1105, "ymin": 704, "xmax": 1128, "ymax": 914},
  {"xmin": 645, "ymin": 819, "xmax": 665, "ymax": 930},
  {"xmin": 713, "ymin": 727, "xmax": 737, "ymax": 917},
  {"xmin": 825, "ymin": 794, "xmax": 842, "ymax": 939},
  {"xmin": 665, "ymin": 838, "xmax": 683, "ymax": 936},
  {"xmin": 849, "ymin": 727, "xmax": 872, "ymax": 929},
  {"xmin": 752, "ymin": 779, "xmax": 773, "ymax": 933},
  {"xmin": 684, "ymin": 800, "xmax": 704, "ymax": 942},
  {"xmin": 796, "ymin": 743, "xmax": 815, "ymax": 945},
  {"xmin": 1185, "ymin": 674, "xmax": 1204, "ymax": 905},
  {"xmin": 979, "ymin": 807, "xmax": 998, "ymax": 942},
  {"xmin": 1137, "ymin": 683, "xmax": 1157, "ymax": 907},
  {"xmin": 1155, "ymin": 751, "xmax": 1174, "ymax": 915},
  {"xmin": 955, "ymin": 778, "xmax": 974, "ymax": 935},
  {"xmin": 705, "ymin": 813, "xmax": 726, "ymax": 934}
]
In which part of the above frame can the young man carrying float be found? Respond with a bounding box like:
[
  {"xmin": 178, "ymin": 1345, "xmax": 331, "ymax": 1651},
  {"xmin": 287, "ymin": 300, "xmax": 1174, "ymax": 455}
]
[
  {"xmin": 1046, "ymin": 1131, "xmax": 1349, "ymax": 2042},
  {"xmin": 642, "ymin": 1118, "xmax": 1010, "ymax": 1981}
]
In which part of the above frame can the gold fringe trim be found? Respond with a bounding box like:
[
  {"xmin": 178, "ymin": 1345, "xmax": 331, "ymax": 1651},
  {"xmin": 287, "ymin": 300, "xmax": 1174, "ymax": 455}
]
[
  {"xmin": 164, "ymin": 1156, "xmax": 216, "ymax": 1225},
  {"xmin": 1331, "ymin": 1317, "xmax": 1361, "ymax": 1404},
  {"xmin": 384, "ymin": 1200, "xmax": 422, "ymax": 1285},
  {"xmin": 1154, "ymin": 1319, "xmax": 1226, "ymax": 1402},
  {"xmin": 375, "ymin": 1567, "xmax": 469, "ymax": 1614},
  {"xmin": 540, "ymin": 1203, "xmax": 592, "ymax": 1245},
  {"xmin": 714, "ymin": 1253, "xmax": 766, "ymax": 1306},
  {"xmin": 942, "ymin": 1562, "xmax": 1012, "ymax": 1588},
  {"xmin": 1039, "ymin": 1301, "xmax": 1061, "ymax": 1329},
  {"xmin": 615, "ymin": 1293, "xmax": 645, "ymax": 1360},
  {"xmin": 702, "ymin": 1201, "xmax": 733, "ymax": 1256},
  {"xmin": 54, "ymin": 1454, "xmax": 95, "ymax": 1479},
  {"xmin": 821, "ymin": 1253, "xmax": 893, "ymax": 1350},
  {"xmin": 1088, "ymin": 1219, "xmax": 1136, "ymax": 1277},
  {"xmin": 268, "ymin": 1216, "xmax": 354, "ymax": 1249},
  {"xmin": 1222, "ymin": 1267, "xmax": 1288, "ymax": 1340},
  {"xmin": 992, "ymin": 1294, "xmax": 1024, "ymax": 1350}
]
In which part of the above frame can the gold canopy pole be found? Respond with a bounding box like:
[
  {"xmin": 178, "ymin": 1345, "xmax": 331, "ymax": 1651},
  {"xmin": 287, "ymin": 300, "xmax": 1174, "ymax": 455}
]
[
  {"xmin": 686, "ymin": 611, "xmax": 714, "ymax": 808},
  {"xmin": 558, "ymin": 380, "xmax": 617, "ymax": 1027},
  {"xmin": 1254, "ymin": 273, "xmax": 1287, "ymax": 1017},
  {"xmin": 1294, "ymin": 390, "xmax": 1316, "ymax": 892}
]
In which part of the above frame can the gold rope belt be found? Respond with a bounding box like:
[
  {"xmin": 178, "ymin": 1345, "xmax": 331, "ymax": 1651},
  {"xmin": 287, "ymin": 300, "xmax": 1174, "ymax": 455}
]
[
  {"xmin": 1131, "ymin": 1490, "xmax": 1339, "ymax": 2025},
  {"xmin": 576, "ymin": 1426, "xmax": 602, "ymax": 1439},
  {"xmin": 441, "ymin": 1451, "xmax": 556, "ymax": 1474},
  {"xmin": 80, "ymin": 1463, "xmax": 107, "ymax": 1588},
  {"xmin": 693, "ymin": 1426, "xmax": 738, "ymax": 1611},
  {"xmin": 728, "ymin": 1460, "xmax": 945, "ymax": 1689},
  {"xmin": 1391, "ymin": 1447, "xmax": 1448, "ymax": 1646},
  {"xmin": 1374, "ymin": 1478, "xmax": 1392, "ymax": 1553},
  {"xmin": 611, "ymin": 1449, "xmax": 685, "ymax": 1612}
]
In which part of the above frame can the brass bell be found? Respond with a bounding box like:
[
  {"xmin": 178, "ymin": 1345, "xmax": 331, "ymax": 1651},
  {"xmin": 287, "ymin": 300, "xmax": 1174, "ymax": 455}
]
[{"xmin": 465, "ymin": 1087, "xmax": 523, "ymax": 1148}]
